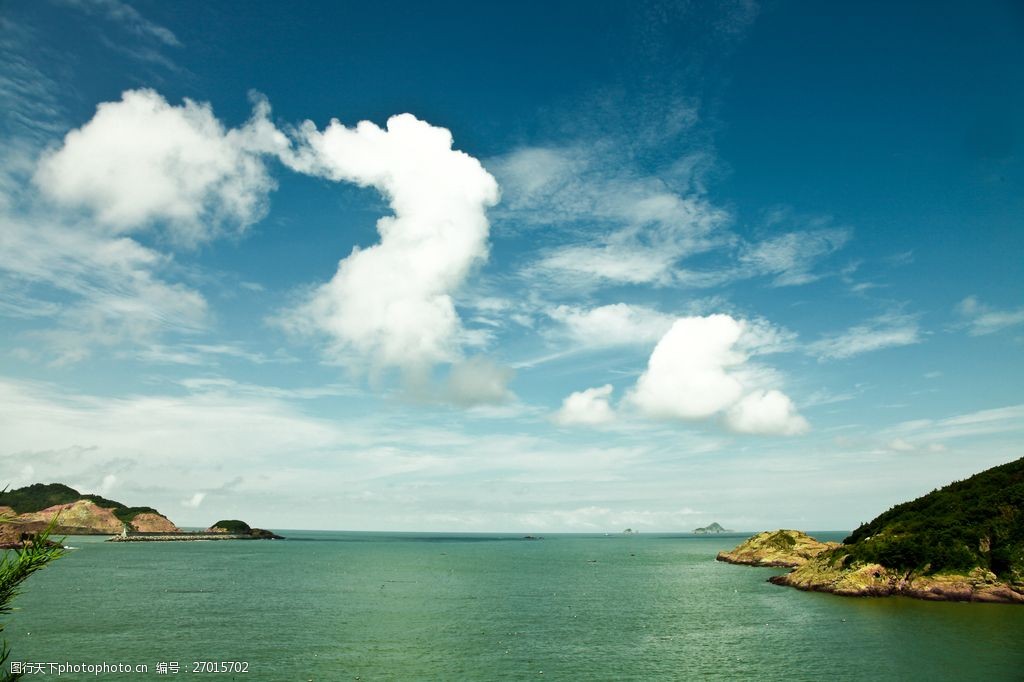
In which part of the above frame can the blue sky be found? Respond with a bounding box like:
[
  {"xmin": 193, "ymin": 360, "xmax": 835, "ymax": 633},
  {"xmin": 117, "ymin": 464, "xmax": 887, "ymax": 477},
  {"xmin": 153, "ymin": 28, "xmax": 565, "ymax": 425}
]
[{"xmin": 1, "ymin": 0, "xmax": 1022, "ymax": 531}]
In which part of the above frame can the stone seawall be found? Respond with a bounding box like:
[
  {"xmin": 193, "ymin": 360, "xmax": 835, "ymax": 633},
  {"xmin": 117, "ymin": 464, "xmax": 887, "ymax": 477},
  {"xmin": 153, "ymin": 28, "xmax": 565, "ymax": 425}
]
[{"xmin": 108, "ymin": 533, "xmax": 276, "ymax": 542}]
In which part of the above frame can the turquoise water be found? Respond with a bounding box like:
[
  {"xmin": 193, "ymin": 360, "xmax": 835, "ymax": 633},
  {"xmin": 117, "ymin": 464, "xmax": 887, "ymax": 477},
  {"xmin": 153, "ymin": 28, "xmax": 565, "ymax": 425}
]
[{"xmin": 6, "ymin": 531, "xmax": 1024, "ymax": 680}]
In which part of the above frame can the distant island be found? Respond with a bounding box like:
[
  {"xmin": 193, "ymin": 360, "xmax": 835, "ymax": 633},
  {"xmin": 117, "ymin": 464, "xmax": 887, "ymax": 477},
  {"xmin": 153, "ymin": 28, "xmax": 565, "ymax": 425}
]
[
  {"xmin": 694, "ymin": 522, "xmax": 731, "ymax": 534},
  {"xmin": 0, "ymin": 483, "xmax": 283, "ymax": 546},
  {"xmin": 718, "ymin": 457, "xmax": 1024, "ymax": 604}
]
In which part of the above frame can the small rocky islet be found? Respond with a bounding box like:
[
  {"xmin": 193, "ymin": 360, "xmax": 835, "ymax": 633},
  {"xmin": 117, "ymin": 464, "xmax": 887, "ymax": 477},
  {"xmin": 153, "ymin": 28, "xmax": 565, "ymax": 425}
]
[
  {"xmin": 718, "ymin": 456, "xmax": 1024, "ymax": 605},
  {"xmin": 716, "ymin": 529, "xmax": 837, "ymax": 567}
]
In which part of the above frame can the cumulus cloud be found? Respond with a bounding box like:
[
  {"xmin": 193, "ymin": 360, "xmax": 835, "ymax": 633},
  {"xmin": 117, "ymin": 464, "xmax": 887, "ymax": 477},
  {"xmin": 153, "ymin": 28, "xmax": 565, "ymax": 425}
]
[
  {"xmin": 554, "ymin": 384, "xmax": 616, "ymax": 426},
  {"xmin": 808, "ymin": 312, "xmax": 921, "ymax": 360},
  {"xmin": 623, "ymin": 314, "xmax": 807, "ymax": 435},
  {"xmin": 726, "ymin": 389, "xmax": 809, "ymax": 435},
  {"xmin": 628, "ymin": 315, "xmax": 746, "ymax": 419},
  {"xmin": 34, "ymin": 89, "xmax": 287, "ymax": 245},
  {"xmin": 278, "ymin": 113, "xmax": 499, "ymax": 372},
  {"xmin": 548, "ymin": 303, "xmax": 675, "ymax": 348},
  {"xmin": 955, "ymin": 296, "xmax": 1024, "ymax": 336}
]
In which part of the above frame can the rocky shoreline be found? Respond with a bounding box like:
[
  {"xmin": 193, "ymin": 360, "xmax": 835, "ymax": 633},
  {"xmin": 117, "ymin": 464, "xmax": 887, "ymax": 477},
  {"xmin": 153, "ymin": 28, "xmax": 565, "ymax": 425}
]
[
  {"xmin": 718, "ymin": 530, "xmax": 1024, "ymax": 605},
  {"xmin": 768, "ymin": 556, "xmax": 1024, "ymax": 604}
]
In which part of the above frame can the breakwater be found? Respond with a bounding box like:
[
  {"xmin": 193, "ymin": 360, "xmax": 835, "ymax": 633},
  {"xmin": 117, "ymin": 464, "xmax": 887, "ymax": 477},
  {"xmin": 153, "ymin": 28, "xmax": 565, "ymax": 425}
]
[{"xmin": 107, "ymin": 532, "xmax": 282, "ymax": 542}]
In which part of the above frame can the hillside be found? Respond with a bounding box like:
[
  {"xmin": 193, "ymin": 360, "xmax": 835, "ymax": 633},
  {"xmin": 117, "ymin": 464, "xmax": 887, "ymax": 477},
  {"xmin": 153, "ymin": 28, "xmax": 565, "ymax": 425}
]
[
  {"xmin": 717, "ymin": 530, "xmax": 838, "ymax": 567},
  {"xmin": 770, "ymin": 457, "xmax": 1024, "ymax": 603},
  {"xmin": 0, "ymin": 483, "xmax": 179, "ymax": 536}
]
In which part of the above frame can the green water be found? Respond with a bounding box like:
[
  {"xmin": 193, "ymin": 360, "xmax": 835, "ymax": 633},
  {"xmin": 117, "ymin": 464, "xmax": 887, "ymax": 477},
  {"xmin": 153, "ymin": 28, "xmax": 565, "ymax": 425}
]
[{"xmin": 6, "ymin": 531, "xmax": 1024, "ymax": 680}]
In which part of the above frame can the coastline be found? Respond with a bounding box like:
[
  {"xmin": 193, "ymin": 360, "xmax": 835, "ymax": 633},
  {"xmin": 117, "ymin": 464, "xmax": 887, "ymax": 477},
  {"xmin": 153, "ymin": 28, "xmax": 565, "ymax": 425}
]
[{"xmin": 769, "ymin": 560, "xmax": 1024, "ymax": 604}]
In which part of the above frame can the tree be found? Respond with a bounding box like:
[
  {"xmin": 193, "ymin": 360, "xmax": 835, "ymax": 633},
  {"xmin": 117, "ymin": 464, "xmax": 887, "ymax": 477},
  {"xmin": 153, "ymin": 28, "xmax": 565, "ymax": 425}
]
[{"xmin": 0, "ymin": 515, "xmax": 65, "ymax": 682}]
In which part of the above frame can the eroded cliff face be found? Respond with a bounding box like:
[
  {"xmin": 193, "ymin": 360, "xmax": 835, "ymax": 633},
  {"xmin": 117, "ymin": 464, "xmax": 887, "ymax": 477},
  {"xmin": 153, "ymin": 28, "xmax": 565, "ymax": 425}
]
[
  {"xmin": 129, "ymin": 512, "xmax": 180, "ymax": 533},
  {"xmin": 11, "ymin": 500, "xmax": 178, "ymax": 535},
  {"xmin": 716, "ymin": 530, "xmax": 839, "ymax": 567},
  {"xmin": 769, "ymin": 554, "xmax": 1024, "ymax": 603},
  {"xmin": 18, "ymin": 500, "xmax": 123, "ymax": 533}
]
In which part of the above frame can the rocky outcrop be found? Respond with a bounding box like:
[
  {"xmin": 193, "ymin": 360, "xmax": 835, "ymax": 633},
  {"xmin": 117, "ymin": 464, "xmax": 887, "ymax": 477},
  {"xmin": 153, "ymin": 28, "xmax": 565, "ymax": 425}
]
[
  {"xmin": 769, "ymin": 554, "xmax": 1024, "ymax": 604},
  {"xmin": 11, "ymin": 500, "xmax": 180, "ymax": 535},
  {"xmin": 716, "ymin": 529, "xmax": 839, "ymax": 567},
  {"xmin": 694, "ymin": 522, "xmax": 730, "ymax": 534},
  {"xmin": 18, "ymin": 500, "xmax": 124, "ymax": 534},
  {"xmin": 204, "ymin": 519, "xmax": 282, "ymax": 539},
  {"xmin": 130, "ymin": 512, "xmax": 180, "ymax": 533},
  {"xmin": 0, "ymin": 484, "xmax": 180, "ymax": 536},
  {"xmin": 0, "ymin": 524, "xmax": 62, "ymax": 550}
]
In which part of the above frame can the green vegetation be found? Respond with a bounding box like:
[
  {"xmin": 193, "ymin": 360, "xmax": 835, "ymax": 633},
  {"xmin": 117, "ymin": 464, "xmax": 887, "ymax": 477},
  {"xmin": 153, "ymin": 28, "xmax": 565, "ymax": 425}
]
[
  {"xmin": 0, "ymin": 515, "xmax": 65, "ymax": 681},
  {"xmin": 836, "ymin": 457, "xmax": 1024, "ymax": 578},
  {"xmin": 211, "ymin": 520, "xmax": 251, "ymax": 534},
  {"xmin": 766, "ymin": 530, "xmax": 798, "ymax": 550},
  {"xmin": 0, "ymin": 484, "xmax": 163, "ymax": 524},
  {"xmin": 112, "ymin": 507, "xmax": 161, "ymax": 524}
]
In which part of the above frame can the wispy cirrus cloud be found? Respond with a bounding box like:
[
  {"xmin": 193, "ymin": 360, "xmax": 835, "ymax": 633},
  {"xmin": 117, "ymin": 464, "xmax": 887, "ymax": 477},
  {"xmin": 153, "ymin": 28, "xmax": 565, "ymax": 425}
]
[
  {"xmin": 59, "ymin": 0, "xmax": 181, "ymax": 48},
  {"xmin": 884, "ymin": 404, "xmax": 1024, "ymax": 445},
  {"xmin": 954, "ymin": 296, "xmax": 1024, "ymax": 336},
  {"xmin": 807, "ymin": 312, "xmax": 922, "ymax": 360},
  {"xmin": 491, "ymin": 143, "xmax": 730, "ymax": 290},
  {"xmin": 0, "ymin": 210, "xmax": 209, "ymax": 365},
  {"xmin": 738, "ymin": 227, "xmax": 850, "ymax": 286},
  {"xmin": 492, "ymin": 142, "xmax": 851, "ymax": 294}
]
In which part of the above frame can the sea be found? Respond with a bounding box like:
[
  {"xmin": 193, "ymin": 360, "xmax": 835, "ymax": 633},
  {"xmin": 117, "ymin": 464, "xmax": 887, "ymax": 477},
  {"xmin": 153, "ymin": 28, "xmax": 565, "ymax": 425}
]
[{"xmin": 6, "ymin": 531, "xmax": 1024, "ymax": 681}]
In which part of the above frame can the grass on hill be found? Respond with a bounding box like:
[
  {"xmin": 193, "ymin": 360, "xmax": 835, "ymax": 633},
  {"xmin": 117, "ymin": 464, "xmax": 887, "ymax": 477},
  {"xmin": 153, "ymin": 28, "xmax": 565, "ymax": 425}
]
[{"xmin": 210, "ymin": 520, "xmax": 251, "ymax": 534}]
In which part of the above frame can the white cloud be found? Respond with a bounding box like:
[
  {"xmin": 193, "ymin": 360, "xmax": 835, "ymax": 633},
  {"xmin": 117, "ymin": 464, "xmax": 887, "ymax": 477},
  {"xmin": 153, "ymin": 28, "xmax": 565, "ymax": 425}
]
[
  {"xmin": 182, "ymin": 492, "xmax": 206, "ymax": 508},
  {"xmin": 0, "ymin": 86, "xmax": 281, "ymax": 362},
  {"xmin": 726, "ymin": 390, "xmax": 809, "ymax": 435},
  {"xmin": 99, "ymin": 473, "xmax": 117, "ymax": 494},
  {"xmin": 887, "ymin": 404, "xmax": 1024, "ymax": 443},
  {"xmin": 0, "ymin": 210, "xmax": 209, "ymax": 364},
  {"xmin": 624, "ymin": 314, "xmax": 807, "ymax": 435},
  {"xmin": 444, "ymin": 357, "xmax": 514, "ymax": 407},
  {"xmin": 808, "ymin": 313, "xmax": 921, "ymax": 360},
  {"xmin": 278, "ymin": 114, "xmax": 499, "ymax": 372},
  {"xmin": 63, "ymin": 0, "xmax": 182, "ymax": 47},
  {"xmin": 34, "ymin": 89, "xmax": 286, "ymax": 245},
  {"xmin": 955, "ymin": 296, "xmax": 1024, "ymax": 336},
  {"xmin": 554, "ymin": 384, "xmax": 616, "ymax": 426},
  {"xmin": 887, "ymin": 438, "xmax": 915, "ymax": 452},
  {"xmin": 548, "ymin": 303, "xmax": 675, "ymax": 348},
  {"xmin": 492, "ymin": 145, "xmax": 729, "ymax": 289},
  {"xmin": 627, "ymin": 315, "xmax": 746, "ymax": 419},
  {"xmin": 494, "ymin": 145, "xmax": 852, "ymax": 292},
  {"xmin": 739, "ymin": 228, "xmax": 850, "ymax": 286}
]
